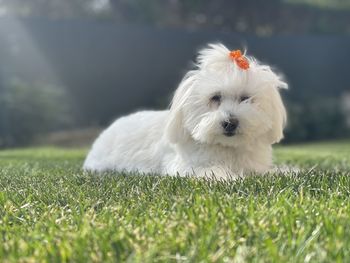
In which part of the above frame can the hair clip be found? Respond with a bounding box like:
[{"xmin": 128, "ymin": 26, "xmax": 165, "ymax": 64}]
[{"xmin": 229, "ymin": 50, "xmax": 249, "ymax": 70}]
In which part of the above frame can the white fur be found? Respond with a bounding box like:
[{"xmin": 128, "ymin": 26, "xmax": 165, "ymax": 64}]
[{"xmin": 84, "ymin": 43, "xmax": 287, "ymax": 178}]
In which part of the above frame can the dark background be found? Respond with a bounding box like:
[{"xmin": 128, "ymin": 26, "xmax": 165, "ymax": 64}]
[{"xmin": 0, "ymin": 0, "xmax": 349, "ymax": 147}]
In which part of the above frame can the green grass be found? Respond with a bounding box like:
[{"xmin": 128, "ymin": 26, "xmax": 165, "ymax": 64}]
[{"xmin": 0, "ymin": 141, "xmax": 350, "ymax": 262}]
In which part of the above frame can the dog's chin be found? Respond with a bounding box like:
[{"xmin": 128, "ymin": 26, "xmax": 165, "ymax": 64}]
[
  {"xmin": 213, "ymin": 133, "xmax": 244, "ymax": 148},
  {"xmin": 192, "ymin": 130, "xmax": 246, "ymax": 148}
]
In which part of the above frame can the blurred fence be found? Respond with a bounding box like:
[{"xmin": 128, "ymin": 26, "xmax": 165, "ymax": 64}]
[{"xmin": 0, "ymin": 18, "xmax": 349, "ymax": 146}]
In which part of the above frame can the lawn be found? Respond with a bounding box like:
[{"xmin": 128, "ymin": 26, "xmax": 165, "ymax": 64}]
[{"xmin": 0, "ymin": 141, "xmax": 350, "ymax": 262}]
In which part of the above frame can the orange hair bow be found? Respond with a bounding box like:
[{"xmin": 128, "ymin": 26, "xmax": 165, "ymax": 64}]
[{"xmin": 229, "ymin": 50, "xmax": 249, "ymax": 70}]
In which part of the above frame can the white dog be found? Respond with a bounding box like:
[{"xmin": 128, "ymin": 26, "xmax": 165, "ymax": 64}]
[{"xmin": 84, "ymin": 43, "xmax": 287, "ymax": 177}]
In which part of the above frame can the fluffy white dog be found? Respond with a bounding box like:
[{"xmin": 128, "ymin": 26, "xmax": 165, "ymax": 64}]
[{"xmin": 84, "ymin": 43, "xmax": 287, "ymax": 177}]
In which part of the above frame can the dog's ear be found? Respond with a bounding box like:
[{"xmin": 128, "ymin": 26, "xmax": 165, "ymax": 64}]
[
  {"xmin": 165, "ymin": 71, "xmax": 196, "ymax": 144},
  {"xmin": 266, "ymin": 80, "xmax": 288, "ymax": 144}
]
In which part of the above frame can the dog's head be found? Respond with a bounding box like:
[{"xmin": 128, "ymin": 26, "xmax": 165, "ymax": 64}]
[{"xmin": 166, "ymin": 43, "xmax": 287, "ymax": 148}]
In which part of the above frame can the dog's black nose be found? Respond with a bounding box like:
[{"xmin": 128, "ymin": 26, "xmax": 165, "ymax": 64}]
[{"xmin": 221, "ymin": 118, "xmax": 239, "ymax": 136}]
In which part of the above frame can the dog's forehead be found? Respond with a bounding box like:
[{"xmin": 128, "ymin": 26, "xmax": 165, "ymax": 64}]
[{"xmin": 195, "ymin": 69, "xmax": 261, "ymax": 95}]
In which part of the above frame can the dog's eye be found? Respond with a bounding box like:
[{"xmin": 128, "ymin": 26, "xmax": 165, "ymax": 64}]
[
  {"xmin": 210, "ymin": 94, "xmax": 222, "ymax": 103},
  {"xmin": 239, "ymin": 95, "xmax": 250, "ymax": 103}
]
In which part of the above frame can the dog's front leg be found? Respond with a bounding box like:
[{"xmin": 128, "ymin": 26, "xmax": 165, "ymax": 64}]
[{"xmin": 192, "ymin": 166, "xmax": 241, "ymax": 180}]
